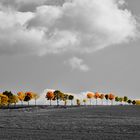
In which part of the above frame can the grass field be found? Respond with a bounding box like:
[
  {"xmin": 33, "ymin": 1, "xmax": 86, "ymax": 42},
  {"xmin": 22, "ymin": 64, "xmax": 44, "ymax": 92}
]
[{"xmin": 0, "ymin": 105, "xmax": 140, "ymax": 140}]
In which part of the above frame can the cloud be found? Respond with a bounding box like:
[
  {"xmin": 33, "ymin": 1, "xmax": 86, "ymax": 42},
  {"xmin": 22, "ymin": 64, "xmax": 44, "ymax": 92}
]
[
  {"xmin": 0, "ymin": 0, "xmax": 138, "ymax": 56},
  {"xmin": 65, "ymin": 57, "xmax": 90, "ymax": 72},
  {"xmin": 118, "ymin": 0, "xmax": 125, "ymax": 6}
]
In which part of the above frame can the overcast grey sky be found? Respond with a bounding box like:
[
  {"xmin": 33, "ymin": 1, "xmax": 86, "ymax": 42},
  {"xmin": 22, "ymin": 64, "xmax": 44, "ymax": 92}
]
[{"xmin": 0, "ymin": 0, "xmax": 140, "ymax": 99}]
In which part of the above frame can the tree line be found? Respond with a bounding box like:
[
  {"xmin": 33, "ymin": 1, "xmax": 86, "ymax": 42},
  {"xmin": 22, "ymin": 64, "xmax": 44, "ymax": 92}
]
[
  {"xmin": 46, "ymin": 90, "xmax": 139, "ymax": 106},
  {"xmin": 0, "ymin": 91, "xmax": 39, "ymax": 107},
  {"xmin": 0, "ymin": 90, "xmax": 139, "ymax": 107}
]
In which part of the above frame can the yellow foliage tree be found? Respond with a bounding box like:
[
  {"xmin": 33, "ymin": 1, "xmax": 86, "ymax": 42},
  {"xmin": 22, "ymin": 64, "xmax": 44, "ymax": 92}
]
[
  {"xmin": 17, "ymin": 92, "xmax": 25, "ymax": 105},
  {"xmin": 136, "ymin": 100, "xmax": 140, "ymax": 105},
  {"xmin": 10, "ymin": 95, "xmax": 19, "ymax": 106},
  {"xmin": 0, "ymin": 94, "xmax": 9, "ymax": 106},
  {"xmin": 32, "ymin": 93, "xmax": 39, "ymax": 106}
]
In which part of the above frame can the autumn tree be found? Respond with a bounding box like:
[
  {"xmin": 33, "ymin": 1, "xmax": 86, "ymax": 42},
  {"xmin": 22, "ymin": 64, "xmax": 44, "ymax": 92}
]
[
  {"xmin": 99, "ymin": 94, "xmax": 105, "ymax": 105},
  {"xmin": 109, "ymin": 93, "xmax": 115, "ymax": 105},
  {"xmin": 87, "ymin": 92, "xmax": 94, "ymax": 105},
  {"xmin": 94, "ymin": 92, "xmax": 100, "ymax": 105},
  {"xmin": 10, "ymin": 95, "xmax": 19, "ymax": 106},
  {"xmin": 46, "ymin": 91, "xmax": 54, "ymax": 106},
  {"xmin": 24, "ymin": 92, "xmax": 33, "ymax": 106},
  {"xmin": 3, "ymin": 91, "xmax": 14, "ymax": 107},
  {"xmin": 0, "ymin": 94, "xmax": 8, "ymax": 106},
  {"xmin": 53, "ymin": 90, "xmax": 64, "ymax": 106},
  {"xmin": 68, "ymin": 95, "xmax": 74, "ymax": 106},
  {"xmin": 32, "ymin": 93, "xmax": 39, "ymax": 106},
  {"xmin": 17, "ymin": 92, "xmax": 25, "ymax": 105},
  {"xmin": 63, "ymin": 94, "xmax": 69, "ymax": 106},
  {"xmin": 135, "ymin": 100, "xmax": 140, "ymax": 105}
]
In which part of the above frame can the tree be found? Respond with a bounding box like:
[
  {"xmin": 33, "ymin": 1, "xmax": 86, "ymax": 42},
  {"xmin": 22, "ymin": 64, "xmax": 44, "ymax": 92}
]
[
  {"xmin": 0, "ymin": 94, "xmax": 8, "ymax": 106},
  {"xmin": 99, "ymin": 94, "xmax": 105, "ymax": 105},
  {"xmin": 127, "ymin": 99, "xmax": 132, "ymax": 105},
  {"xmin": 76, "ymin": 99, "xmax": 80, "ymax": 106},
  {"xmin": 109, "ymin": 93, "xmax": 115, "ymax": 105},
  {"xmin": 87, "ymin": 92, "xmax": 94, "ymax": 105},
  {"xmin": 94, "ymin": 92, "xmax": 100, "ymax": 105},
  {"xmin": 63, "ymin": 94, "xmax": 69, "ymax": 106},
  {"xmin": 68, "ymin": 95, "xmax": 74, "ymax": 106},
  {"xmin": 105, "ymin": 94, "xmax": 109, "ymax": 105},
  {"xmin": 24, "ymin": 92, "xmax": 33, "ymax": 106},
  {"xmin": 83, "ymin": 99, "xmax": 87, "ymax": 105},
  {"xmin": 17, "ymin": 92, "xmax": 25, "ymax": 105},
  {"xmin": 3, "ymin": 91, "xmax": 13, "ymax": 106},
  {"xmin": 135, "ymin": 100, "xmax": 140, "ymax": 105},
  {"xmin": 53, "ymin": 90, "xmax": 64, "ymax": 106},
  {"xmin": 132, "ymin": 100, "xmax": 136, "ymax": 105},
  {"xmin": 123, "ymin": 96, "xmax": 128, "ymax": 105},
  {"xmin": 46, "ymin": 91, "xmax": 54, "ymax": 106},
  {"xmin": 10, "ymin": 95, "xmax": 19, "ymax": 106},
  {"xmin": 115, "ymin": 96, "xmax": 119, "ymax": 105},
  {"xmin": 33, "ymin": 93, "xmax": 39, "ymax": 106},
  {"xmin": 119, "ymin": 97, "xmax": 123, "ymax": 104}
]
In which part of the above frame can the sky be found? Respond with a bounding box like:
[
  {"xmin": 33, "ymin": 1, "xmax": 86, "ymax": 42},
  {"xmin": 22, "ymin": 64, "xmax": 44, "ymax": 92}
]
[{"xmin": 0, "ymin": 0, "xmax": 140, "ymax": 100}]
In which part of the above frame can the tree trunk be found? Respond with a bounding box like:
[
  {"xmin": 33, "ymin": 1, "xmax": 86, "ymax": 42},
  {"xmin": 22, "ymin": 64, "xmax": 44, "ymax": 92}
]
[
  {"xmin": 8, "ymin": 103, "xmax": 10, "ymax": 109},
  {"xmin": 106, "ymin": 100, "xmax": 108, "ymax": 105},
  {"xmin": 35, "ymin": 99, "xmax": 36, "ymax": 106},
  {"xmin": 101, "ymin": 100, "xmax": 103, "ymax": 105},
  {"xmin": 57, "ymin": 99, "xmax": 59, "ymax": 106},
  {"xmin": 111, "ymin": 100, "xmax": 113, "ymax": 105},
  {"xmin": 50, "ymin": 100, "xmax": 51, "ymax": 106},
  {"xmin": 96, "ymin": 99, "xmax": 97, "ymax": 105}
]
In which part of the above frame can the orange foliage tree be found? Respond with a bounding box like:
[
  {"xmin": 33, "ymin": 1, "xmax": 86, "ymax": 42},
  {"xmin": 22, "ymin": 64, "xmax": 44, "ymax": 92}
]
[
  {"xmin": 109, "ymin": 93, "xmax": 115, "ymax": 105},
  {"xmin": 100, "ymin": 94, "xmax": 105, "ymax": 105},
  {"xmin": 46, "ymin": 91, "xmax": 54, "ymax": 106},
  {"xmin": 94, "ymin": 92, "xmax": 100, "ymax": 105},
  {"xmin": 24, "ymin": 92, "xmax": 33, "ymax": 106},
  {"xmin": 87, "ymin": 92, "xmax": 94, "ymax": 105}
]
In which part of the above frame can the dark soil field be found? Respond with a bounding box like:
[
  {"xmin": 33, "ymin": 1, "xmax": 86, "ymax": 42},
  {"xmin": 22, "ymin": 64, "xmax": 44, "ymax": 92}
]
[{"xmin": 0, "ymin": 105, "xmax": 140, "ymax": 140}]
